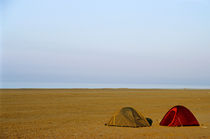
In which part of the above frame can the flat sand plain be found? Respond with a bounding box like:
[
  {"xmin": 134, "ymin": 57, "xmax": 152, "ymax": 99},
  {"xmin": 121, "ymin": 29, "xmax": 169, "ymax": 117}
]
[{"xmin": 0, "ymin": 89, "xmax": 210, "ymax": 139}]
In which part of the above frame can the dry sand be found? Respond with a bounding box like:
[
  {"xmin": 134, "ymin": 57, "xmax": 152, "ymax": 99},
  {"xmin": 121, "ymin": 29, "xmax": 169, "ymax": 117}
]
[{"xmin": 0, "ymin": 89, "xmax": 210, "ymax": 139}]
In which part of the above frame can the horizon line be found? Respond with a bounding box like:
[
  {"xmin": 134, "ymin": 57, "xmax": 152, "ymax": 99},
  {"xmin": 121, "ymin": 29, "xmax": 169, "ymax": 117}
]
[{"xmin": 1, "ymin": 88, "xmax": 210, "ymax": 90}]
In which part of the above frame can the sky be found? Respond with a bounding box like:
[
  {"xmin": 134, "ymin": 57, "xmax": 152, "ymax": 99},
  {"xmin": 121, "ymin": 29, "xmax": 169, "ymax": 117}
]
[{"xmin": 1, "ymin": 0, "xmax": 210, "ymax": 88}]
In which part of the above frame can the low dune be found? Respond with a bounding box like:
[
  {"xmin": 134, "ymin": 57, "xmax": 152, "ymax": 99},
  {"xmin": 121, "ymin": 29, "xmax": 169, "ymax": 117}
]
[{"xmin": 0, "ymin": 89, "xmax": 210, "ymax": 139}]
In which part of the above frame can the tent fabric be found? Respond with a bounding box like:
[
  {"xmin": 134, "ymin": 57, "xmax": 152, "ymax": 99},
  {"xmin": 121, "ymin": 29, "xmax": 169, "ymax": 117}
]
[
  {"xmin": 105, "ymin": 107, "xmax": 150, "ymax": 127},
  {"xmin": 160, "ymin": 105, "xmax": 200, "ymax": 126}
]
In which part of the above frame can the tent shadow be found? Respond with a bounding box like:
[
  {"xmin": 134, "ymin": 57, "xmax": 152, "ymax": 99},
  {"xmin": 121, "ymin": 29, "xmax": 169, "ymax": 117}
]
[{"xmin": 146, "ymin": 117, "xmax": 153, "ymax": 126}]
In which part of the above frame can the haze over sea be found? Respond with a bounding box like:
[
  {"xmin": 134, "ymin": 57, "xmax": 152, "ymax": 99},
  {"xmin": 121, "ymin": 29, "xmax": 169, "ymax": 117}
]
[{"xmin": 1, "ymin": 83, "xmax": 210, "ymax": 89}]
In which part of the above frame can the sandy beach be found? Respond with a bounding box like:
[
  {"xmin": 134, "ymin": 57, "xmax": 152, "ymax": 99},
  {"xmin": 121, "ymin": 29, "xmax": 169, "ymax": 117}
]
[{"xmin": 0, "ymin": 89, "xmax": 210, "ymax": 139}]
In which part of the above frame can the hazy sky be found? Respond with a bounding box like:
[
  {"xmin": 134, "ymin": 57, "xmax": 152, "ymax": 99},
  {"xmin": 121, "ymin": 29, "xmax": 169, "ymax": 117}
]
[{"xmin": 1, "ymin": 0, "xmax": 210, "ymax": 88}]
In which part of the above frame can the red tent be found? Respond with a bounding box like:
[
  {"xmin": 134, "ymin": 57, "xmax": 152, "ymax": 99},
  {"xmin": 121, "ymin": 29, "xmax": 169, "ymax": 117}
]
[{"xmin": 160, "ymin": 105, "xmax": 200, "ymax": 126}]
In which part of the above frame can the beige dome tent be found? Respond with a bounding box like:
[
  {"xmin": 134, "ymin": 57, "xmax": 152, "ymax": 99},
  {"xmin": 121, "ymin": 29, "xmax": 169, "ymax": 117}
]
[{"xmin": 105, "ymin": 107, "xmax": 151, "ymax": 127}]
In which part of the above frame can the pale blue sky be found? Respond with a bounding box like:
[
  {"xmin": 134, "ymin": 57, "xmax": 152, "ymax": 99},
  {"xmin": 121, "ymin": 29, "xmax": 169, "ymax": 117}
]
[{"xmin": 1, "ymin": 0, "xmax": 210, "ymax": 88}]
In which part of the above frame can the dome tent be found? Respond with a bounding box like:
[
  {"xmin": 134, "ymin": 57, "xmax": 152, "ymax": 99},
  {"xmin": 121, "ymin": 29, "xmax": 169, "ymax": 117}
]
[
  {"xmin": 105, "ymin": 107, "xmax": 151, "ymax": 127},
  {"xmin": 160, "ymin": 105, "xmax": 200, "ymax": 126}
]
